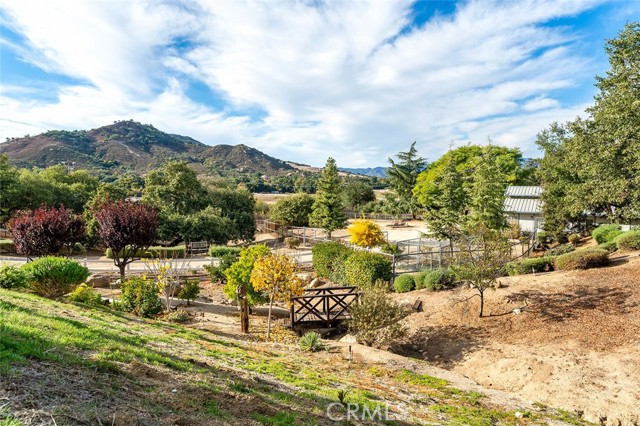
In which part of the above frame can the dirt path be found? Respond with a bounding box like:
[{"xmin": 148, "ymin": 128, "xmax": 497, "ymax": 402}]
[{"xmin": 392, "ymin": 251, "xmax": 640, "ymax": 425}]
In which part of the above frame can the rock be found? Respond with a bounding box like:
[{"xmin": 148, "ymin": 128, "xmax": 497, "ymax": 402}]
[
  {"xmin": 87, "ymin": 273, "xmax": 119, "ymax": 288},
  {"xmin": 515, "ymin": 412, "xmax": 524, "ymax": 419},
  {"xmin": 309, "ymin": 278, "xmax": 324, "ymax": 288},
  {"xmin": 513, "ymin": 308, "xmax": 522, "ymax": 315}
]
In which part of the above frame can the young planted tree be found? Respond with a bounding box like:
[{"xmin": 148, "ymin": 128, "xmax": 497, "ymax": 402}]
[
  {"xmin": 451, "ymin": 225, "xmax": 511, "ymax": 317},
  {"xmin": 387, "ymin": 142, "xmax": 427, "ymax": 218},
  {"xmin": 309, "ymin": 158, "xmax": 347, "ymax": 238},
  {"xmin": 224, "ymin": 244, "xmax": 271, "ymax": 333},
  {"xmin": 144, "ymin": 255, "xmax": 191, "ymax": 313},
  {"xmin": 8, "ymin": 205, "xmax": 85, "ymax": 259},
  {"xmin": 93, "ymin": 199, "xmax": 158, "ymax": 279},
  {"xmin": 250, "ymin": 253, "xmax": 304, "ymax": 340}
]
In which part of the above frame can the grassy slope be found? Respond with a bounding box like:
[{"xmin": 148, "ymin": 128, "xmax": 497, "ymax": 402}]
[{"xmin": 0, "ymin": 289, "xmax": 591, "ymax": 426}]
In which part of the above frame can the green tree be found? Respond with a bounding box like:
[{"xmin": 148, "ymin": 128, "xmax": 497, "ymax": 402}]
[
  {"xmin": 466, "ymin": 147, "xmax": 508, "ymax": 230},
  {"xmin": 270, "ymin": 193, "xmax": 314, "ymax": 226},
  {"xmin": 309, "ymin": 158, "xmax": 347, "ymax": 237},
  {"xmin": 536, "ymin": 23, "xmax": 640, "ymax": 229},
  {"xmin": 387, "ymin": 142, "xmax": 427, "ymax": 218},
  {"xmin": 223, "ymin": 244, "xmax": 271, "ymax": 306},
  {"xmin": 417, "ymin": 150, "xmax": 466, "ymax": 250},
  {"xmin": 342, "ymin": 179, "xmax": 375, "ymax": 210},
  {"xmin": 143, "ymin": 161, "xmax": 208, "ymax": 215},
  {"xmin": 0, "ymin": 155, "xmax": 20, "ymax": 224},
  {"xmin": 209, "ymin": 188, "xmax": 256, "ymax": 242}
]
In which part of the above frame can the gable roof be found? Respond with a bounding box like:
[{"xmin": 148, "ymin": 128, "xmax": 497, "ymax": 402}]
[
  {"xmin": 504, "ymin": 197, "xmax": 542, "ymax": 214},
  {"xmin": 505, "ymin": 186, "xmax": 542, "ymax": 198}
]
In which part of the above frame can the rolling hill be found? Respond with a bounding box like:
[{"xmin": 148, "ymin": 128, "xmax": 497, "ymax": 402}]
[{"xmin": 0, "ymin": 120, "xmax": 294, "ymax": 176}]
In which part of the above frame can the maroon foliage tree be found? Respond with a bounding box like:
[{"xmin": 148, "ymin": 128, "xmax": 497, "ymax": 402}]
[
  {"xmin": 93, "ymin": 199, "xmax": 158, "ymax": 278},
  {"xmin": 8, "ymin": 205, "xmax": 85, "ymax": 259}
]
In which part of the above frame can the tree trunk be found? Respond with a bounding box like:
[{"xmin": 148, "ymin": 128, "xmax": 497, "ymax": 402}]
[
  {"xmin": 117, "ymin": 262, "xmax": 126, "ymax": 280},
  {"xmin": 266, "ymin": 295, "xmax": 274, "ymax": 340},
  {"xmin": 240, "ymin": 298, "xmax": 249, "ymax": 333},
  {"xmin": 478, "ymin": 290, "xmax": 484, "ymax": 317}
]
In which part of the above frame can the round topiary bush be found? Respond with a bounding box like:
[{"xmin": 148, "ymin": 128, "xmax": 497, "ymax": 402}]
[
  {"xmin": 592, "ymin": 224, "xmax": 622, "ymax": 244},
  {"xmin": 422, "ymin": 268, "xmax": 456, "ymax": 291},
  {"xmin": 554, "ymin": 248, "xmax": 610, "ymax": 271},
  {"xmin": 393, "ymin": 274, "xmax": 415, "ymax": 293},
  {"xmin": 344, "ymin": 251, "xmax": 392, "ymax": 287},
  {"xmin": 22, "ymin": 256, "xmax": 90, "ymax": 298},
  {"xmin": 615, "ymin": 230, "xmax": 640, "ymax": 251}
]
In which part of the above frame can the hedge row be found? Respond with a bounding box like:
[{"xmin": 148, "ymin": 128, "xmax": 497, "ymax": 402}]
[
  {"xmin": 504, "ymin": 256, "xmax": 556, "ymax": 276},
  {"xmin": 0, "ymin": 239, "xmax": 15, "ymax": 254},
  {"xmin": 106, "ymin": 245, "xmax": 186, "ymax": 259},
  {"xmin": 311, "ymin": 242, "xmax": 392, "ymax": 287},
  {"xmin": 208, "ymin": 245, "xmax": 242, "ymax": 258}
]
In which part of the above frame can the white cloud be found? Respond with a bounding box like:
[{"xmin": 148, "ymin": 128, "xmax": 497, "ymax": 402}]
[{"xmin": 0, "ymin": 0, "xmax": 615, "ymax": 166}]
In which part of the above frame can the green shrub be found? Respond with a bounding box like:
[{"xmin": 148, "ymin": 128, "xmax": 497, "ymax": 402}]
[
  {"xmin": 598, "ymin": 240, "xmax": 618, "ymax": 253},
  {"xmin": 0, "ymin": 265, "xmax": 28, "ymax": 289},
  {"xmin": 592, "ymin": 224, "xmax": 622, "ymax": 244},
  {"xmin": 615, "ymin": 230, "xmax": 640, "ymax": 251},
  {"xmin": 555, "ymin": 248, "xmax": 610, "ymax": 271},
  {"xmin": 120, "ymin": 277, "xmax": 163, "ymax": 317},
  {"xmin": 505, "ymin": 257, "xmax": 556, "ymax": 276},
  {"xmin": 105, "ymin": 245, "xmax": 186, "ymax": 259},
  {"xmin": 178, "ymin": 279, "xmax": 200, "ymax": 306},
  {"xmin": 422, "ymin": 268, "xmax": 457, "ymax": 291},
  {"xmin": 299, "ymin": 331, "xmax": 324, "ymax": 352},
  {"xmin": 166, "ymin": 310, "xmax": 191, "ymax": 323},
  {"xmin": 414, "ymin": 270, "xmax": 429, "ymax": 290},
  {"xmin": 380, "ymin": 242, "xmax": 403, "ymax": 255},
  {"xmin": 544, "ymin": 244, "xmax": 575, "ymax": 257},
  {"xmin": 284, "ymin": 237, "xmax": 302, "ymax": 249},
  {"xmin": 344, "ymin": 251, "xmax": 393, "ymax": 287},
  {"xmin": 312, "ymin": 242, "xmax": 353, "ymax": 282},
  {"xmin": 62, "ymin": 242, "xmax": 86, "ymax": 256},
  {"xmin": 22, "ymin": 257, "xmax": 90, "ymax": 298},
  {"xmin": 68, "ymin": 283, "xmax": 102, "ymax": 305},
  {"xmin": 204, "ymin": 252, "xmax": 238, "ymax": 284},
  {"xmin": 393, "ymin": 274, "xmax": 415, "ymax": 293},
  {"xmin": 567, "ymin": 233, "xmax": 581, "ymax": 245},
  {"xmin": 0, "ymin": 239, "xmax": 16, "ymax": 254},
  {"xmin": 208, "ymin": 245, "xmax": 242, "ymax": 258}
]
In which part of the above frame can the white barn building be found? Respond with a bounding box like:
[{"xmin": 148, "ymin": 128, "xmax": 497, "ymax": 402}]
[{"xmin": 504, "ymin": 186, "xmax": 543, "ymax": 232}]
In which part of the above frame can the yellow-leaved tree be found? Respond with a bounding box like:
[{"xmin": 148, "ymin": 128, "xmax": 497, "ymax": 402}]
[
  {"xmin": 347, "ymin": 219, "xmax": 386, "ymax": 248},
  {"xmin": 250, "ymin": 253, "xmax": 304, "ymax": 340}
]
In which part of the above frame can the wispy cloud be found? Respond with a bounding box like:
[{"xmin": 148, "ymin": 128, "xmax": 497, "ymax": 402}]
[{"xmin": 0, "ymin": 0, "xmax": 625, "ymax": 165}]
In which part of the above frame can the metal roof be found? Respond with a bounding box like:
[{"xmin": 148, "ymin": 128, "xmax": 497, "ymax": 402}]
[
  {"xmin": 505, "ymin": 186, "xmax": 542, "ymax": 197},
  {"xmin": 504, "ymin": 197, "xmax": 542, "ymax": 214}
]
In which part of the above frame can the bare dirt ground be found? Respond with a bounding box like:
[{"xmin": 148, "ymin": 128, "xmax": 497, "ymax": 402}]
[{"xmin": 391, "ymin": 250, "xmax": 640, "ymax": 425}]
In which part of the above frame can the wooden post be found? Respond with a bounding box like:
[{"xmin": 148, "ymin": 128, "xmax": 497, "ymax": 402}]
[{"xmin": 290, "ymin": 299, "xmax": 295, "ymax": 329}]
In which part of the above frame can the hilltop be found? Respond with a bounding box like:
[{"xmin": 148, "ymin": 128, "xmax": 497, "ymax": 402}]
[{"xmin": 0, "ymin": 120, "xmax": 293, "ymax": 176}]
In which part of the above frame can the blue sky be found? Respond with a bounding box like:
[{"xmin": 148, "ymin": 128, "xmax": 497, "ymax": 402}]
[{"xmin": 0, "ymin": 0, "xmax": 638, "ymax": 167}]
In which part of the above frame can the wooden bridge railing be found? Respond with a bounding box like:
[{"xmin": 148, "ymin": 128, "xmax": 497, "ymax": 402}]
[{"xmin": 290, "ymin": 286, "xmax": 359, "ymax": 329}]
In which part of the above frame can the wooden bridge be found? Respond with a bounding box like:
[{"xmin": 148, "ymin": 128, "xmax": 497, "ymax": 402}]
[{"xmin": 290, "ymin": 286, "xmax": 359, "ymax": 330}]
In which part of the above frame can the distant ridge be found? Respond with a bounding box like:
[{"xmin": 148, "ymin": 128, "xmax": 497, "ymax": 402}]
[
  {"xmin": 0, "ymin": 120, "xmax": 293, "ymax": 176},
  {"xmin": 339, "ymin": 166, "xmax": 387, "ymax": 178}
]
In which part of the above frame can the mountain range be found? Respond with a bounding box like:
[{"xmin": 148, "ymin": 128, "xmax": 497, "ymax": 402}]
[{"xmin": 0, "ymin": 120, "xmax": 294, "ymax": 176}]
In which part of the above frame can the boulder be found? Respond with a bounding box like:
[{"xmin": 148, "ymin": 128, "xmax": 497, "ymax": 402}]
[{"xmin": 87, "ymin": 273, "xmax": 119, "ymax": 288}]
